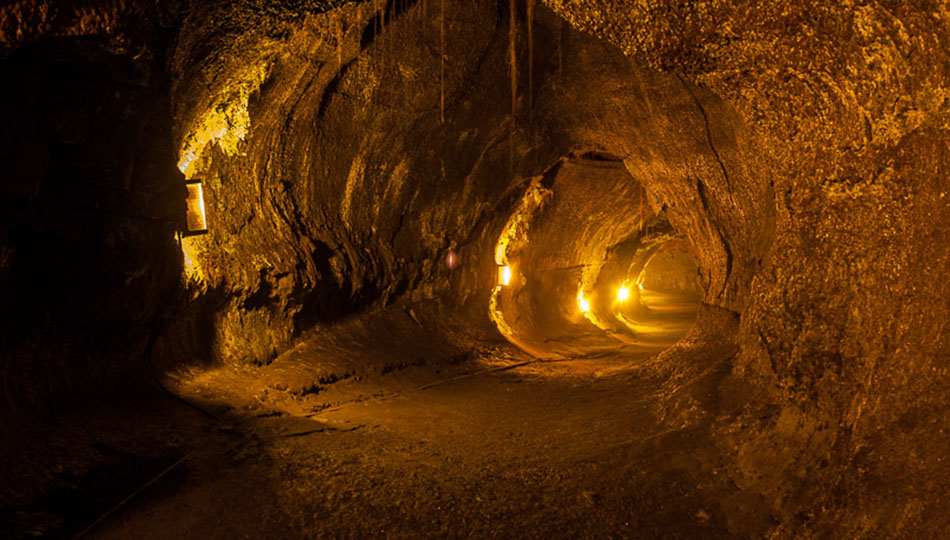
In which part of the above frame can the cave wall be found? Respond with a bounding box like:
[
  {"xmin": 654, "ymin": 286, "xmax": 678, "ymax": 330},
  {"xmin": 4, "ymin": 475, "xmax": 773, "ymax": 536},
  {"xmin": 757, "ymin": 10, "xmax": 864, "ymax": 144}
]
[
  {"xmin": 166, "ymin": 0, "xmax": 768, "ymax": 367},
  {"xmin": 162, "ymin": 0, "xmax": 523, "ymax": 366},
  {"xmin": 639, "ymin": 246, "xmax": 700, "ymax": 295},
  {"xmin": 545, "ymin": 0, "xmax": 950, "ymax": 534}
]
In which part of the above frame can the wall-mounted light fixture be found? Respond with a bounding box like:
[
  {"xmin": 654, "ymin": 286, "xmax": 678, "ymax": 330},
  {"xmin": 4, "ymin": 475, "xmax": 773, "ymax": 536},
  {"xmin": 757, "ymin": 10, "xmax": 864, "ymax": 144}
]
[
  {"xmin": 577, "ymin": 291, "xmax": 591, "ymax": 313},
  {"xmin": 182, "ymin": 179, "xmax": 208, "ymax": 236},
  {"xmin": 497, "ymin": 265, "xmax": 512, "ymax": 287},
  {"xmin": 616, "ymin": 285, "xmax": 630, "ymax": 302}
]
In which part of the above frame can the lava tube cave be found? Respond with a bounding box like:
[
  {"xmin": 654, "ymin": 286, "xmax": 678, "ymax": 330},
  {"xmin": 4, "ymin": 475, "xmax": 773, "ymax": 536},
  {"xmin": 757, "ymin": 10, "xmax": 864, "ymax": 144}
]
[{"xmin": 1, "ymin": 1, "xmax": 949, "ymax": 538}]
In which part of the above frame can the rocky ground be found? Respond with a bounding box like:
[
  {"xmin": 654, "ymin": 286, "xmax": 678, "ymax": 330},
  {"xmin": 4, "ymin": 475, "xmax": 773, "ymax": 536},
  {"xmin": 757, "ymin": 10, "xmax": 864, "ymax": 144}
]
[{"xmin": 6, "ymin": 292, "xmax": 736, "ymax": 539}]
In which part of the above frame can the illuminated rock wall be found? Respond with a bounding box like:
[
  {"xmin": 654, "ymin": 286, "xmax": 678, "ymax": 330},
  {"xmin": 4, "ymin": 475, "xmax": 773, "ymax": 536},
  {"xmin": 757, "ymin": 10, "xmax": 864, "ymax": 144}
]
[
  {"xmin": 163, "ymin": 1, "xmax": 766, "ymax": 366},
  {"xmin": 0, "ymin": 1, "xmax": 947, "ymax": 535},
  {"xmin": 546, "ymin": 1, "xmax": 950, "ymax": 535}
]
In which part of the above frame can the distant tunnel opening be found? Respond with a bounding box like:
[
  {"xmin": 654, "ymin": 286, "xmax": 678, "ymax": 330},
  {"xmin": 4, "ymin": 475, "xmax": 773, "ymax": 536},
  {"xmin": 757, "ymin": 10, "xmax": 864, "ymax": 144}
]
[
  {"xmin": 616, "ymin": 239, "xmax": 701, "ymax": 348},
  {"xmin": 637, "ymin": 241, "xmax": 702, "ymax": 301},
  {"xmin": 489, "ymin": 152, "xmax": 702, "ymax": 361}
]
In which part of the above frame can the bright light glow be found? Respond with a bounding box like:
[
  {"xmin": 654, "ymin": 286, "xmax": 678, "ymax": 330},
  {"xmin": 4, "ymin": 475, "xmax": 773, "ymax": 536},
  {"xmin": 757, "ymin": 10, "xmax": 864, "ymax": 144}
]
[
  {"xmin": 180, "ymin": 236, "xmax": 205, "ymax": 282},
  {"xmin": 498, "ymin": 265, "xmax": 512, "ymax": 286},
  {"xmin": 494, "ymin": 244, "xmax": 506, "ymax": 266},
  {"xmin": 176, "ymin": 62, "xmax": 270, "ymax": 176},
  {"xmin": 617, "ymin": 286, "xmax": 630, "ymax": 302},
  {"xmin": 577, "ymin": 291, "xmax": 591, "ymax": 313}
]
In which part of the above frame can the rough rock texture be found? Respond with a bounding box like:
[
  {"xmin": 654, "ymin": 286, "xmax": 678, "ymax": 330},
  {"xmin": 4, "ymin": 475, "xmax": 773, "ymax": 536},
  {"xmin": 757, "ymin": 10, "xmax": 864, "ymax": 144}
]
[
  {"xmin": 546, "ymin": 0, "xmax": 950, "ymax": 535},
  {"xmin": 638, "ymin": 244, "xmax": 700, "ymax": 295},
  {"xmin": 163, "ymin": 0, "xmax": 767, "ymax": 366},
  {"xmin": 1, "ymin": 0, "xmax": 948, "ymax": 537}
]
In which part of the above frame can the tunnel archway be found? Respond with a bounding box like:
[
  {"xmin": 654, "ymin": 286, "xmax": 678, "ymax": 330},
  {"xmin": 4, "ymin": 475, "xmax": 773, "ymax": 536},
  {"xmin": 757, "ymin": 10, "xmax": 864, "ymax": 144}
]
[
  {"xmin": 615, "ymin": 239, "xmax": 702, "ymax": 349},
  {"xmin": 4, "ymin": 1, "xmax": 948, "ymax": 538},
  {"xmin": 488, "ymin": 151, "xmax": 703, "ymax": 361},
  {"xmin": 157, "ymin": 0, "xmax": 772, "ymax": 373}
]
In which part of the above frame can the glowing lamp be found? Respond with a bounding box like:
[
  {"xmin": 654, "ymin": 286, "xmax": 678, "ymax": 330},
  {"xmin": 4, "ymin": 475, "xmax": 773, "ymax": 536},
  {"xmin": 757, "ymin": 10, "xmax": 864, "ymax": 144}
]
[
  {"xmin": 497, "ymin": 265, "xmax": 512, "ymax": 286},
  {"xmin": 617, "ymin": 286, "xmax": 630, "ymax": 302},
  {"xmin": 577, "ymin": 292, "xmax": 591, "ymax": 313},
  {"xmin": 183, "ymin": 179, "xmax": 208, "ymax": 236}
]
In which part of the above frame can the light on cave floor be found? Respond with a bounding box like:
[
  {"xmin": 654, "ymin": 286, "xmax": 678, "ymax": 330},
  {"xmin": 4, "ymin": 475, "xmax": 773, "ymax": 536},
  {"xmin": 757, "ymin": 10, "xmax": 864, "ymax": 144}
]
[
  {"xmin": 577, "ymin": 291, "xmax": 591, "ymax": 313},
  {"xmin": 498, "ymin": 265, "xmax": 512, "ymax": 287},
  {"xmin": 617, "ymin": 286, "xmax": 630, "ymax": 302}
]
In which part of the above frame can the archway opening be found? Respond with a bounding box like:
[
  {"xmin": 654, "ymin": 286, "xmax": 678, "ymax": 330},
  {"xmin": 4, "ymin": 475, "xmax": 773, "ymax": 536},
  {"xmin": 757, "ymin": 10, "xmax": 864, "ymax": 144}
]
[
  {"xmin": 616, "ymin": 239, "xmax": 701, "ymax": 349},
  {"xmin": 488, "ymin": 152, "xmax": 703, "ymax": 362}
]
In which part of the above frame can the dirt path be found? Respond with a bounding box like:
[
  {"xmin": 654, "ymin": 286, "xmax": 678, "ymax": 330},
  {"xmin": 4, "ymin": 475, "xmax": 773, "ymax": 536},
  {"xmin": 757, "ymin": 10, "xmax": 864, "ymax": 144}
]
[{"xmin": 84, "ymin": 354, "xmax": 767, "ymax": 539}]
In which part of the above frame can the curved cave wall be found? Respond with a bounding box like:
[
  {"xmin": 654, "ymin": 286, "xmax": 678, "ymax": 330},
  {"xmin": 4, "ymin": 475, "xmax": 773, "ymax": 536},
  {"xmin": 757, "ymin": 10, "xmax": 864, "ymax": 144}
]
[
  {"xmin": 487, "ymin": 153, "xmax": 701, "ymax": 358},
  {"xmin": 161, "ymin": 0, "xmax": 769, "ymax": 368},
  {"xmin": 0, "ymin": 0, "xmax": 948, "ymax": 537},
  {"xmin": 544, "ymin": 2, "xmax": 950, "ymax": 533}
]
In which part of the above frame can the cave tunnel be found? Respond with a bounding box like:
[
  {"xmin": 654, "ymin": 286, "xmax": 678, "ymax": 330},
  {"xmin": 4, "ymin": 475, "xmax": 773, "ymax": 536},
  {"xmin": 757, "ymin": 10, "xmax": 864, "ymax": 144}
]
[{"xmin": 1, "ymin": 1, "xmax": 949, "ymax": 538}]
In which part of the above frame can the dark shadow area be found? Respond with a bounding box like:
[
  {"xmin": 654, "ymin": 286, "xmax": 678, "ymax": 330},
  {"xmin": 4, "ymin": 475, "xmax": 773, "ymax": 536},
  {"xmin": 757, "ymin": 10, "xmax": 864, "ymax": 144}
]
[{"xmin": 0, "ymin": 36, "xmax": 185, "ymax": 417}]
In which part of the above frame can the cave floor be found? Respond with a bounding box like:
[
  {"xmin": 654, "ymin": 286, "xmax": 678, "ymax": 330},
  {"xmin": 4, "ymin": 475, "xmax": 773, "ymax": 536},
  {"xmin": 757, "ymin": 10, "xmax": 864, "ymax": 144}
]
[
  {"xmin": 78, "ymin": 348, "xmax": 771, "ymax": 539},
  {"xmin": 2, "ymin": 296, "xmax": 774, "ymax": 539}
]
